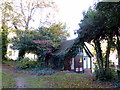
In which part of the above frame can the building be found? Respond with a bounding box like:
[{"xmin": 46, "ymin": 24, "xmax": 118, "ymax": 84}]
[
  {"xmin": 7, "ymin": 40, "xmax": 53, "ymax": 60},
  {"xmin": 53, "ymin": 39, "xmax": 93, "ymax": 73},
  {"xmin": 7, "ymin": 43, "xmax": 19, "ymax": 60}
]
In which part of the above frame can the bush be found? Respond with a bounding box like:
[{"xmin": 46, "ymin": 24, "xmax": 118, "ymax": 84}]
[
  {"xmin": 15, "ymin": 58, "xmax": 55, "ymax": 75},
  {"xmin": 93, "ymin": 68, "xmax": 116, "ymax": 81},
  {"xmin": 30, "ymin": 68, "xmax": 55, "ymax": 75},
  {"xmin": 16, "ymin": 58, "xmax": 38, "ymax": 69}
]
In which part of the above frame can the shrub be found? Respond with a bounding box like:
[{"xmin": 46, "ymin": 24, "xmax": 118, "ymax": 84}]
[
  {"xmin": 93, "ymin": 68, "xmax": 116, "ymax": 81},
  {"xmin": 113, "ymin": 82, "xmax": 120, "ymax": 88},
  {"xmin": 15, "ymin": 58, "xmax": 55, "ymax": 75},
  {"xmin": 16, "ymin": 58, "xmax": 38, "ymax": 69},
  {"xmin": 30, "ymin": 68, "xmax": 55, "ymax": 75}
]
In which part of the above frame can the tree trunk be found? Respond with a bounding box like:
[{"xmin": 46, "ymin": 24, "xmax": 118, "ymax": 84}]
[
  {"xmin": 116, "ymin": 32, "xmax": 120, "ymax": 68},
  {"xmin": 18, "ymin": 49, "xmax": 25, "ymax": 59},
  {"xmin": 94, "ymin": 39, "xmax": 104, "ymax": 74},
  {"xmin": 105, "ymin": 37, "xmax": 112, "ymax": 72},
  {"xmin": 1, "ymin": 24, "xmax": 8, "ymax": 60}
]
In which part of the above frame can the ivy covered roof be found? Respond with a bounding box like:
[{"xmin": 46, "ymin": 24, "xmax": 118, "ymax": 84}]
[
  {"xmin": 53, "ymin": 39, "xmax": 93, "ymax": 58},
  {"xmin": 53, "ymin": 40, "xmax": 74, "ymax": 55}
]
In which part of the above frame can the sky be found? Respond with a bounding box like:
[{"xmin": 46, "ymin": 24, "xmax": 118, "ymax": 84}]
[
  {"xmin": 6, "ymin": 0, "xmax": 102, "ymax": 39},
  {"xmin": 29, "ymin": 0, "xmax": 101, "ymax": 40},
  {"xmin": 54, "ymin": 0, "xmax": 100, "ymax": 40}
]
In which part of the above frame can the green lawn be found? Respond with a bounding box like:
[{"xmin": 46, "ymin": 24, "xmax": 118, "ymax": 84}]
[
  {"xmin": 1, "ymin": 62, "xmax": 113, "ymax": 88},
  {"xmin": 0, "ymin": 72, "xmax": 2, "ymax": 89},
  {"xmin": 2, "ymin": 72, "xmax": 48, "ymax": 88},
  {"xmin": 25, "ymin": 76, "xmax": 48, "ymax": 88},
  {"xmin": 40, "ymin": 73, "xmax": 107, "ymax": 88},
  {"xmin": 2, "ymin": 72, "xmax": 16, "ymax": 88},
  {"xmin": 2, "ymin": 71, "xmax": 112, "ymax": 88}
]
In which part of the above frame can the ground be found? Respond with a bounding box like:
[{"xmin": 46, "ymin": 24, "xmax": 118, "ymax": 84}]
[{"xmin": 0, "ymin": 63, "xmax": 115, "ymax": 88}]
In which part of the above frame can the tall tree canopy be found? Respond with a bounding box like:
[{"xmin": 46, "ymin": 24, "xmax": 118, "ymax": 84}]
[
  {"xmin": 61, "ymin": 2, "xmax": 120, "ymax": 80},
  {"xmin": 76, "ymin": 2, "xmax": 120, "ymax": 80},
  {"xmin": 11, "ymin": 22, "xmax": 69, "ymax": 58},
  {"xmin": 0, "ymin": 0, "xmax": 58, "ymax": 60},
  {"xmin": 96, "ymin": 2, "xmax": 120, "ymax": 68},
  {"xmin": 1, "ymin": 1, "xmax": 13, "ymax": 60}
]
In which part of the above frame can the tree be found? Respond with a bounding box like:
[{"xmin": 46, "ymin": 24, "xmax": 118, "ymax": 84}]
[
  {"xmin": 78, "ymin": 9, "xmax": 108, "ymax": 78},
  {"xmin": 1, "ymin": 1, "xmax": 14, "ymax": 60},
  {"xmin": 61, "ymin": 3, "xmax": 119, "ymax": 80},
  {"xmin": 36, "ymin": 23, "xmax": 69, "ymax": 48},
  {"xmin": 11, "ymin": 23, "xmax": 69, "ymax": 67},
  {"xmin": 75, "ymin": 2, "xmax": 120, "ymax": 80},
  {"xmin": 0, "ymin": 0, "xmax": 57, "ymax": 60},
  {"xmin": 96, "ymin": 2, "xmax": 120, "ymax": 68},
  {"xmin": 11, "ymin": 0, "xmax": 57, "ymax": 30}
]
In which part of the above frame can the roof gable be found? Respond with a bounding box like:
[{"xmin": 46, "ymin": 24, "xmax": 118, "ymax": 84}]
[
  {"xmin": 53, "ymin": 40, "xmax": 74, "ymax": 54},
  {"xmin": 54, "ymin": 39, "xmax": 93, "ymax": 57}
]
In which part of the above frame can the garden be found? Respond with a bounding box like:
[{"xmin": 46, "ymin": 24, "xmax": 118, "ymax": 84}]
[
  {"xmin": 1, "ymin": 61, "xmax": 118, "ymax": 88},
  {"xmin": 0, "ymin": 0, "xmax": 120, "ymax": 89}
]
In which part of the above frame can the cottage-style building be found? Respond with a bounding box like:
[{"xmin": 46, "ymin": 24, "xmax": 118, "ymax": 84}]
[
  {"xmin": 7, "ymin": 40, "xmax": 52, "ymax": 60},
  {"xmin": 54, "ymin": 39, "xmax": 93, "ymax": 73}
]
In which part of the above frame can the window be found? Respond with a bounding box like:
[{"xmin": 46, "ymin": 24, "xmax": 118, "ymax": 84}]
[{"xmin": 8, "ymin": 51, "xmax": 12, "ymax": 56}]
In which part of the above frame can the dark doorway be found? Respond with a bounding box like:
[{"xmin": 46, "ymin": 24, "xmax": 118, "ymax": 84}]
[{"xmin": 74, "ymin": 55, "xmax": 83, "ymax": 73}]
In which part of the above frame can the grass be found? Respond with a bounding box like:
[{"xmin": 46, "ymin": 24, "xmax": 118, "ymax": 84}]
[
  {"xmin": 1, "ymin": 72, "xmax": 48, "ymax": 88},
  {"xmin": 2, "ymin": 72, "xmax": 16, "ymax": 88},
  {"xmin": 1, "ymin": 70, "xmax": 112, "ymax": 88},
  {"xmin": 0, "ymin": 72, "xmax": 2, "ymax": 89},
  {"xmin": 1, "ymin": 62, "xmax": 114, "ymax": 88},
  {"xmin": 25, "ymin": 77, "xmax": 48, "ymax": 88},
  {"xmin": 40, "ymin": 73, "xmax": 106, "ymax": 88}
]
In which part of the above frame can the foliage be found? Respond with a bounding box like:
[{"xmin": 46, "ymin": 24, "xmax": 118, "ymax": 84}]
[
  {"xmin": 15, "ymin": 58, "xmax": 55, "ymax": 75},
  {"xmin": 16, "ymin": 58, "xmax": 38, "ymax": 69},
  {"xmin": 1, "ymin": 0, "xmax": 57, "ymax": 30},
  {"xmin": 16, "ymin": 66, "xmax": 55, "ymax": 75},
  {"xmin": 1, "ymin": 0, "xmax": 58, "ymax": 61},
  {"xmin": 1, "ymin": 1, "xmax": 13, "ymax": 60},
  {"xmin": 52, "ymin": 54, "xmax": 64, "ymax": 70},
  {"xmin": 96, "ymin": 2, "xmax": 120, "ymax": 67},
  {"xmin": 11, "ymin": 22, "xmax": 69, "ymax": 68},
  {"xmin": 94, "ymin": 66, "xmax": 115, "ymax": 81},
  {"xmin": 36, "ymin": 23, "xmax": 69, "ymax": 48},
  {"xmin": 71, "ymin": 2, "xmax": 120, "ymax": 81},
  {"xmin": 11, "ymin": 31, "xmax": 39, "ymax": 57},
  {"xmin": 78, "ymin": 9, "xmax": 105, "ymax": 42},
  {"xmin": 30, "ymin": 68, "xmax": 55, "ymax": 75}
]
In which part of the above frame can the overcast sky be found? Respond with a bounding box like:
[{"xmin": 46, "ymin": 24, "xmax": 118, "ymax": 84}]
[
  {"xmin": 54, "ymin": 0, "xmax": 100, "ymax": 40},
  {"xmin": 7, "ymin": 0, "xmax": 102, "ymax": 39}
]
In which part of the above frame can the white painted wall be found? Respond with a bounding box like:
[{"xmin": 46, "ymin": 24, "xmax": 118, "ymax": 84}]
[
  {"xmin": 7, "ymin": 43, "xmax": 19, "ymax": 60},
  {"xmin": 25, "ymin": 53, "xmax": 38, "ymax": 59},
  {"xmin": 109, "ymin": 50, "xmax": 118, "ymax": 65},
  {"xmin": 88, "ymin": 58, "xmax": 90, "ymax": 68},
  {"xmin": 7, "ymin": 43, "xmax": 38, "ymax": 60},
  {"xmin": 83, "ymin": 56, "xmax": 91, "ymax": 69},
  {"xmin": 71, "ymin": 58, "xmax": 74, "ymax": 70},
  {"xmin": 83, "ymin": 57, "xmax": 86, "ymax": 69}
]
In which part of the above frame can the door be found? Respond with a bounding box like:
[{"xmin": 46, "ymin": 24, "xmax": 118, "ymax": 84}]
[{"xmin": 74, "ymin": 55, "xmax": 83, "ymax": 73}]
